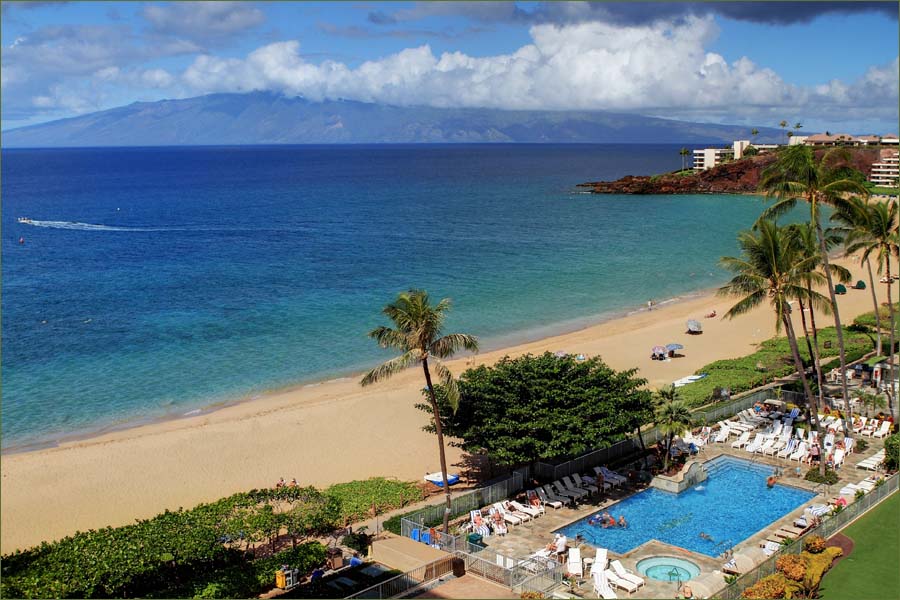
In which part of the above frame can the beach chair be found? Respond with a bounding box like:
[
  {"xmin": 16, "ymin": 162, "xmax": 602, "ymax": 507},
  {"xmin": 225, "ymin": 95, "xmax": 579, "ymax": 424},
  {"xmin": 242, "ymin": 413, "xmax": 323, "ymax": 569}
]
[
  {"xmin": 511, "ymin": 499, "xmax": 542, "ymax": 518},
  {"xmin": 776, "ymin": 439, "xmax": 797, "ymax": 459},
  {"xmin": 745, "ymin": 434, "xmax": 765, "ymax": 453},
  {"xmin": 756, "ymin": 438, "xmax": 777, "ymax": 454},
  {"xmin": 487, "ymin": 508, "xmax": 508, "ymax": 535},
  {"xmin": 594, "ymin": 466, "xmax": 626, "ymax": 487},
  {"xmin": 714, "ymin": 426, "xmax": 730, "ymax": 443},
  {"xmin": 610, "ymin": 560, "xmax": 645, "ymax": 589},
  {"xmin": 785, "ymin": 407, "xmax": 800, "ymax": 421},
  {"xmin": 534, "ymin": 488, "xmax": 565, "ymax": 508},
  {"xmin": 852, "ymin": 416, "xmax": 867, "ymax": 434},
  {"xmin": 763, "ymin": 422, "xmax": 784, "ymax": 439},
  {"xmin": 544, "ymin": 484, "xmax": 577, "ymax": 505},
  {"xmin": 567, "ymin": 547, "xmax": 583, "ymax": 577},
  {"xmin": 573, "ymin": 473, "xmax": 601, "ymax": 494},
  {"xmin": 591, "ymin": 548, "xmax": 609, "ymax": 574},
  {"xmin": 790, "ymin": 441, "xmax": 808, "ymax": 461},
  {"xmin": 553, "ymin": 480, "xmax": 587, "ymax": 500},
  {"xmin": 764, "ymin": 438, "xmax": 785, "ymax": 456},
  {"xmin": 828, "ymin": 418, "xmax": 843, "ymax": 433},
  {"xmin": 564, "ymin": 474, "xmax": 595, "ymax": 496},
  {"xmin": 605, "ymin": 568, "xmax": 639, "ymax": 593},
  {"xmin": 761, "ymin": 541, "xmax": 782, "ymax": 556},
  {"xmin": 794, "ymin": 427, "xmax": 805, "ymax": 440},
  {"xmin": 731, "ymin": 431, "xmax": 751, "ymax": 448},
  {"xmin": 493, "ymin": 502, "xmax": 524, "ymax": 525},
  {"xmin": 873, "ymin": 421, "xmax": 892, "ymax": 438},
  {"xmin": 861, "ymin": 420, "xmax": 879, "ymax": 436},
  {"xmin": 832, "ymin": 448, "xmax": 846, "ymax": 469},
  {"xmin": 844, "ymin": 437, "xmax": 855, "ymax": 455},
  {"xmin": 469, "ymin": 510, "xmax": 491, "ymax": 537},
  {"xmin": 592, "ymin": 568, "xmax": 617, "ymax": 599}
]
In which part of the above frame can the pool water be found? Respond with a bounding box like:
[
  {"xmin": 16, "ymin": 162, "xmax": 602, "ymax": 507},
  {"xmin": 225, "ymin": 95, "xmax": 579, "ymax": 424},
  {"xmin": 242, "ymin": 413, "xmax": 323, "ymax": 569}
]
[
  {"xmin": 637, "ymin": 557, "xmax": 701, "ymax": 581},
  {"xmin": 555, "ymin": 456, "xmax": 815, "ymax": 557}
]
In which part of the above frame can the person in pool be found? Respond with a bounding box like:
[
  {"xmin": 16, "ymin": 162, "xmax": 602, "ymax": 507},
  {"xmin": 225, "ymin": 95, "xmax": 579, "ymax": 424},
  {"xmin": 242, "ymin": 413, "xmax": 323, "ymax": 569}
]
[
  {"xmin": 699, "ymin": 532, "xmax": 713, "ymax": 541},
  {"xmin": 618, "ymin": 516, "xmax": 627, "ymax": 528}
]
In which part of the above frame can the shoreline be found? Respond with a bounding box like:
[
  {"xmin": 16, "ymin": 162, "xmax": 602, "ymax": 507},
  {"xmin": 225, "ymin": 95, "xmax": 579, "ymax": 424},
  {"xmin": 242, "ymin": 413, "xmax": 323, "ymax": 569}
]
[
  {"xmin": 0, "ymin": 257, "xmax": 886, "ymax": 553},
  {"xmin": 1, "ymin": 286, "xmax": 715, "ymax": 456}
]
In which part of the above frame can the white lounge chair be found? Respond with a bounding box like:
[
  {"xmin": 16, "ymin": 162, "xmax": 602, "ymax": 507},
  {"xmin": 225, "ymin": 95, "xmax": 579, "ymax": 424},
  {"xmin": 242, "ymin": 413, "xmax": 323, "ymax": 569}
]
[
  {"xmin": 764, "ymin": 438, "xmax": 785, "ymax": 456},
  {"xmin": 790, "ymin": 441, "xmax": 808, "ymax": 461},
  {"xmin": 714, "ymin": 426, "xmax": 730, "ymax": 443},
  {"xmin": 860, "ymin": 420, "xmax": 879, "ymax": 436},
  {"xmin": 567, "ymin": 547, "xmax": 583, "ymax": 577},
  {"xmin": 852, "ymin": 417, "xmax": 867, "ymax": 434},
  {"xmin": 605, "ymin": 569, "xmax": 639, "ymax": 593},
  {"xmin": 591, "ymin": 548, "xmax": 609, "ymax": 574},
  {"xmin": 592, "ymin": 569, "xmax": 617, "ymax": 599},
  {"xmin": 511, "ymin": 499, "xmax": 542, "ymax": 518},
  {"xmin": 832, "ymin": 448, "xmax": 846, "ymax": 469},
  {"xmin": 494, "ymin": 502, "xmax": 525, "ymax": 524},
  {"xmin": 610, "ymin": 560, "xmax": 645, "ymax": 589},
  {"xmin": 487, "ymin": 507, "xmax": 508, "ymax": 535},
  {"xmin": 731, "ymin": 431, "xmax": 751, "ymax": 448},
  {"xmin": 756, "ymin": 438, "xmax": 776, "ymax": 454},
  {"xmin": 776, "ymin": 439, "xmax": 797, "ymax": 459},
  {"xmin": 761, "ymin": 541, "xmax": 782, "ymax": 556},
  {"xmin": 873, "ymin": 421, "xmax": 892, "ymax": 438},
  {"xmin": 745, "ymin": 433, "xmax": 765, "ymax": 453}
]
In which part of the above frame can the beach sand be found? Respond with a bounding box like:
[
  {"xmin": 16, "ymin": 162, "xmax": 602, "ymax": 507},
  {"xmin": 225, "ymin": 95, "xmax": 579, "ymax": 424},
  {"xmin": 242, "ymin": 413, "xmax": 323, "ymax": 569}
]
[{"xmin": 0, "ymin": 258, "xmax": 890, "ymax": 553}]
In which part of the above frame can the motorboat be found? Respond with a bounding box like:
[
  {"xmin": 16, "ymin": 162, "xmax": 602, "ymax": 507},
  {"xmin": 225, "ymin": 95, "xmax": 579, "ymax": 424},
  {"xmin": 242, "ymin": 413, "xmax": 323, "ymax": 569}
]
[{"xmin": 17, "ymin": 217, "xmax": 33, "ymax": 224}]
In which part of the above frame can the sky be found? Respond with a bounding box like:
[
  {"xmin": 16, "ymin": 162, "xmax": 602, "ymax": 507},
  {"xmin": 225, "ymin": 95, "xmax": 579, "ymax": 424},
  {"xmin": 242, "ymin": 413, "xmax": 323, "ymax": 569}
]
[{"xmin": 2, "ymin": 1, "xmax": 898, "ymax": 133}]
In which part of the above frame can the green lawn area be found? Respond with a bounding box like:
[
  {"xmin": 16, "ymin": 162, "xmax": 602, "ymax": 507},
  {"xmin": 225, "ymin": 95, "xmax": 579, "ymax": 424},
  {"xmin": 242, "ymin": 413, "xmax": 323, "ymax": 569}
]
[{"xmin": 819, "ymin": 491, "xmax": 900, "ymax": 600}]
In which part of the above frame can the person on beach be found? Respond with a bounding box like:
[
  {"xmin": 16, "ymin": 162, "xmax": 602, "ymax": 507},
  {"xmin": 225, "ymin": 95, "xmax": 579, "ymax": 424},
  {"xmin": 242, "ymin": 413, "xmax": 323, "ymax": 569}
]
[
  {"xmin": 289, "ymin": 478, "xmax": 298, "ymax": 487},
  {"xmin": 276, "ymin": 477, "xmax": 285, "ymax": 488},
  {"xmin": 647, "ymin": 299, "xmax": 653, "ymax": 311}
]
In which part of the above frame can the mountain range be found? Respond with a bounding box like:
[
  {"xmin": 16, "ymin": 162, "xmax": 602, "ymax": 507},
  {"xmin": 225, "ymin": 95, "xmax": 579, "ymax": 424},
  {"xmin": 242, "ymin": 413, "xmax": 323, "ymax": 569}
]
[{"xmin": 2, "ymin": 92, "xmax": 782, "ymax": 147}]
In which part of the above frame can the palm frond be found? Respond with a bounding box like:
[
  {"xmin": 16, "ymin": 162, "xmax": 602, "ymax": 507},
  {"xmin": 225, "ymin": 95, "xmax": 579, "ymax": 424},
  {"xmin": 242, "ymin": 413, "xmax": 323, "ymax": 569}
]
[
  {"xmin": 368, "ymin": 326, "xmax": 410, "ymax": 351},
  {"xmin": 360, "ymin": 351, "xmax": 419, "ymax": 387},
  {"xmin": 431, "ymin": 359, "xmax": 460, "ymax": 413},
  {"xmin": 430, "ymin": 332, "xmax": 479, "ymax": 359}
]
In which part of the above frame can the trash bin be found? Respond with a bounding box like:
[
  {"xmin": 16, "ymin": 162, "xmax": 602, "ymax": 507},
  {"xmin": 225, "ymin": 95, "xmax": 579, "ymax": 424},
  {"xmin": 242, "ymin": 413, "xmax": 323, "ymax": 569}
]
[
  {"xmin": 327, "ymin": 548, "xmax": 344, "ymax": 570},
  {"xmin": 466, "ymin": 533, "xmax": 485, "ymax": 548},
  {"xmin": 452, "ymin": 557, "xmax": 466, "ymax": 577},
  {"xmin": 275, "ymin": 569, "xmax": 287, "ymax": 589}
]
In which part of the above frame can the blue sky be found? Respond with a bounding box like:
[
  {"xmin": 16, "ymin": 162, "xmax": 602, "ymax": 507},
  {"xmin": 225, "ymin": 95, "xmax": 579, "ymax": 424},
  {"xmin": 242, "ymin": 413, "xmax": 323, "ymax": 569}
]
[{"xmin": 2, "ymin": 1, "xmax": 898, "ymax": 132}]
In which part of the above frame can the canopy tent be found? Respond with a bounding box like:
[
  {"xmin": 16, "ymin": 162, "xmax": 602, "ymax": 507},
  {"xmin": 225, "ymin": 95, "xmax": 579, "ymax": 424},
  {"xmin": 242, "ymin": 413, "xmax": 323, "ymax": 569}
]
[
  {"xmin": 854, "ymin": 280, "xmax": 866, "ymax": 289},
  {"xmin": 835, "ymin": 284, "xmax": 847, "ymax": 295}
]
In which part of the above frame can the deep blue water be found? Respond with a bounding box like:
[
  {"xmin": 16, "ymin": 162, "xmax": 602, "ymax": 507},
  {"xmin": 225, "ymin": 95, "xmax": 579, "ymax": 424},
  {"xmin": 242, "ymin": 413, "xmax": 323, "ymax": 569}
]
[
  {"xmin": 3, "ymin": 144, "xmax": 777, "ymax": 449},
  {"xmin": 555, "ymin": 456, "xmax": 815, "ymax": 556}
]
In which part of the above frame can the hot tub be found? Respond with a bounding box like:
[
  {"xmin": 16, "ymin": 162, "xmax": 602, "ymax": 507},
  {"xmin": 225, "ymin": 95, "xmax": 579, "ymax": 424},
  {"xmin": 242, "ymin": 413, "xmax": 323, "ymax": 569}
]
[{"xmin": 636, "ymin": 556, "xmax": 701, "ymax": 582}]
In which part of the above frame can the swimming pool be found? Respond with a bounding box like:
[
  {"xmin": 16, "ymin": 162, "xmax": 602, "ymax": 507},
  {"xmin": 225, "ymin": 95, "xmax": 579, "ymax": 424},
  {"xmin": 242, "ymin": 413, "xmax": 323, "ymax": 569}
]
[{"xmin": 555, "ymin": 456, "xmax": 815, "ymax": 557}]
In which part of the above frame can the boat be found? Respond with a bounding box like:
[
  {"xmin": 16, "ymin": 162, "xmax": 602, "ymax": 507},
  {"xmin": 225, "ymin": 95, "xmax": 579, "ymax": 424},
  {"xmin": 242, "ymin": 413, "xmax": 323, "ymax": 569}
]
[{"xmin": 18, "ymin": 217, "xmax": 33, "ymax": 224}]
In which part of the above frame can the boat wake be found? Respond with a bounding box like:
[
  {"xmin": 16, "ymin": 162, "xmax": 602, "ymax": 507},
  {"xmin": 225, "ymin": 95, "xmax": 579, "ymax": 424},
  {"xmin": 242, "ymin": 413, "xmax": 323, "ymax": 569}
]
[{"xmin": 20, "ymin": 220, "xmax": 163, "ymax": 232}]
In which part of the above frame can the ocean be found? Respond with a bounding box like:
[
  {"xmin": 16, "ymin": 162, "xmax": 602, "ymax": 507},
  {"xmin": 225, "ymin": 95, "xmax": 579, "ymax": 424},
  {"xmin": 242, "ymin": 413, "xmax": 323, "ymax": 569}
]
[{"xmin": 3, "ymin": 144, "xmax": 774, "ymax": 450}]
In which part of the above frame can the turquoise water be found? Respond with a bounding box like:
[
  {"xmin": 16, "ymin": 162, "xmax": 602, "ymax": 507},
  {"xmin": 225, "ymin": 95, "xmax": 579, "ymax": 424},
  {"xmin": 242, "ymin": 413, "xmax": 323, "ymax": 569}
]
[
  {"xmin": 555, "ymin": 456, "xmax": 815, "ymax": 557},
  {"xmin": 636, "ymin": 557, "xmax": 701, "ymax": 581},
  {"xmin": 3, "ymin": 145, "xmax": 786, "ymax": 450}
]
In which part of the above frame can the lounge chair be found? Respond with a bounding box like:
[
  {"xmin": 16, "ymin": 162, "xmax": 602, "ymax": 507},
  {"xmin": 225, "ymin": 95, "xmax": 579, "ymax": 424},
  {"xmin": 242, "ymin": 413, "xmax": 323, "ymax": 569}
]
[
  {"xmin": 805, "ymin": 503, "xmax": 830, "ymax": 518},
  {"xmin": 761, "ymin": 541, "xmax": 782, "ymax": 556},
  {"xmin": 592, "ymin": 568, "xmax": 617, "ymax": 599},
  {"xmin": 873, "ymin": 421, "xmax": 892, "ymax": 438},
  {"xmin": 493, "ymin": 502, "xmax": 524, "ymax": 524},
  {"xmin": 785, "ymin": 407, "xmax": 800, "ymax": 421},
  {"xmin": 822, "ymin": 433, "xmax": 835, "ymax": 451},
  {"xmin": 544, "ymin": 484, "xmax": 578, "ymax": 505},
  {"xmin": 574, "ymin": 472, "xmax": 604, "ymax": 494},
  {"xmin": 794, "ymin": 427, "xmax": 805, "ymax": 440},
  {"xmin": 776, "ymin": 439, "xmax": 797, "ymax": 459},
  {"xmin": 853, "ymin": 417, "xmax": 867, "ymax": 434},
  {"xmin": 470, "ymin": 510, "xmax": 491, "ymax": 537},
  {"xmin": 487, "ymin": 507, "xmax": 508, "ymax": 535},
  {"xmin": 763, "ymin": 422, "xmax": 784, "ymax": 439},
  {"xmin": 567, "ymin": 547, "xmax": 583, "ymax": 577},
  {"xmin": 594, "ymin": 466, "xmax": 626, "ymax": 487},
  {"xmin": 790, "ymin": 441, "xmax": 808, "ymax": 461},
  {"xmin": 553, "ymin": 479, "xmax": 588, "ymax": 501},
  {"xmin": 534, "ymin": 487, "xmax": 565, "ymax": 508},
  {"xmin": 745, "ymin": 434, "xmax": 765, "ymax": 453},
  {"xmin": 591, "ymin": 548, "xmax": 609, "ymax": 574},
  {"xmin": 764, "ymin": 438, "xmax": 785, "ymax": 456},
  {"xmin": 832, "ymin": 448, "xmax": 846, "ymax": 469},
  {"xmin": 511, "ymin": 499, "xmax": 542, "ymax": 518},
  {"xmin": 605, "ymin": 569, "xmax": 639, "ymax": 593},
  {"xmin": 565, "ymin": 474, "xmax": 596, "ymax": 495},
  {"xmin": 714, "ymin": 426, "xmax": 730, "ymax": 443},
  {"xmin": 756, "ymin": 438, "xmax": 776, "ymax": 454},
  {"xmin": 610, "ymin": 560, "xmax": 645, "ymax": 589},
  {"xmin": 731, "ymin": 431, "xmax": 751, "ymax": 448},
  {"xmin": 861, "ymin": 420, "xmax": 879, "ymax": 436}
]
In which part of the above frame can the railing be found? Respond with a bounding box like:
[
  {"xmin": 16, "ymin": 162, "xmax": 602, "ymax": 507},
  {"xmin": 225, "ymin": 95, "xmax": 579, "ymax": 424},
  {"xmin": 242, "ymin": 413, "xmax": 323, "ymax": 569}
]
[
  {"xmin": 512, "ymin": 561, "xmax": 566, "ymax": 595},
  {"xmin": 346, "ymin": 555, "xmax": 455, "ymax": 599},
  {"xmin": 712, "ymin": 473, "xmax": 899, "ymax": 600}
]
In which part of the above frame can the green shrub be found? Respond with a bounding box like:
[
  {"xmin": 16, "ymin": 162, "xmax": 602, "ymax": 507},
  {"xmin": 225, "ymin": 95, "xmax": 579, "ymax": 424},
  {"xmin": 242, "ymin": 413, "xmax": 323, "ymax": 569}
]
[
  {"xmin": 250, "ymin": 543, "xmax": 326, "ymax": 589},
  {"xmin": 804, "ymin": 467, "xmax": 839, "ymax": 485},
  {"xmin": 326, "ymin": 478, "xmax": 423, "ymax": 523},
  {"xmin": 341, "ymin": 530, "xmax": 372, "ymax": 554},
  {"xmin": 854, "ymin": 438, "xmax": 869, "ymax": 452},
  {"xmin": 884, "ymin": 433, "xmax": 900, "ymax": 471}
]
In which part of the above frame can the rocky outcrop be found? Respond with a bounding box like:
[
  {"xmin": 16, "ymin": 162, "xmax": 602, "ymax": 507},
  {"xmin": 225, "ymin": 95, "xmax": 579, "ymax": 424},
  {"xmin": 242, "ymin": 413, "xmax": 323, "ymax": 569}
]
[{"xmin": 579, "ymin": 147, "xmax": 882, "ymax": 194}]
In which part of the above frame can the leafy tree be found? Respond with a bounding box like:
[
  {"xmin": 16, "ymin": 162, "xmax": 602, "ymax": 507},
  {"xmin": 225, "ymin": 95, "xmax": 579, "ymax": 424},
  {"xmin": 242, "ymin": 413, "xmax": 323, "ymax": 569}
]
[
  {"xmin": 751, "ymin": 128, "xmax": 759, "ymax": 140},
  {"xmin": 653, "ymin": 386, "xmax": 696, "ymax": 470},
  {"xmin": 679, "ymin": 147, "xmax": 690, "ymax": 172},
  {"xmin": 718, "ymin": 220, "xmax": 830, "ymax": 473},
  {"xmin": 852, "ymin": 389, "xmax": 886, "ymax": 418},
  {"xmin": 744, "ymin": 145, "xmax": 760, "ymax": 157},
  {"xmin": 361, "ymin": 289, "xmax": 478, "ymax": 533},
  {"xmin": 417, "ymin": 353, "xmax": 653, "ymax": 466},
  {"xmin": 758, "ymin": 144, "xmax": 870, "ymax": 418}
]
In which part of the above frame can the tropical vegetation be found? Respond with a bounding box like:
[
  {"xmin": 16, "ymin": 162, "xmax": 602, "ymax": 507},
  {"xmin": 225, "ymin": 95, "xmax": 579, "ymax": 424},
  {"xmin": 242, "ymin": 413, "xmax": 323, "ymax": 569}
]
[
  {"xmin": 361, "ymin": 289, "xmax": 478, "ymax": 533},
  {"xmin": 653, "ymin": 386, "xmax": 696, "ymax": 471}
]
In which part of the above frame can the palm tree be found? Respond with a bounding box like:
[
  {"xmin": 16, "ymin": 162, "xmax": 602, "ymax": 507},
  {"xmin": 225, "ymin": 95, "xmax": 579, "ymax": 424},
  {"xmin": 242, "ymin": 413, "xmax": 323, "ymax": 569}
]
[
  {"xmin": 794, "ymin": 122, "xmax": 803, "ymax": 131},
  {"xmin": 853, "ymin": 388, "xmax": 886, "ymax": 418},
  {"xmin": 679, "ymin": 147, "xmax": 690, "ymax": 172},
  {"xmin": 361, "ymin": 289, "xmax": 478, "ymax": 532},
  {"xmin": 837, "ymin": 199, "xmax": 899, "ymax": 413},
  {"xmin": 758, "ymin": 145, "xmax": 870, "ymax": 418},
  {"xmin": 779, "ymin": 120, "xmax": 788, "ymax": 145},
  {"xmin": 653, "ymin": 386, "xmax": 696, "ymax": 472},
  {"xmin": 751, "ymin": 128, "xmax": 759, "ymax": 141},
  {"xmin": 718, "ymin": 220, "xmax": 831, "ymax": 473}
]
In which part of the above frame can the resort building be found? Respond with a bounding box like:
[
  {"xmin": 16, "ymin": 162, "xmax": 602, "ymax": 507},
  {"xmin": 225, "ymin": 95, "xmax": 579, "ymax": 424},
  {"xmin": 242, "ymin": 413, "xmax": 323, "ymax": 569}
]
[
  {"xmin": 693, "ymin": 147, "xmax": 733, "ymax": 171},
  {"xmin": 789, "ymin": 135, "xmax": 809, "ymax": 146},
  {"xmin": 733, "ymin": 140, "xmax": 779, "ymax": 159},
  {"xmin": 870, "ymin": 149, "xmax": 899, "ymax": 188},
  {"xmin": 803, "ymin": 133, "xmax": 899, "ymax": 147}
]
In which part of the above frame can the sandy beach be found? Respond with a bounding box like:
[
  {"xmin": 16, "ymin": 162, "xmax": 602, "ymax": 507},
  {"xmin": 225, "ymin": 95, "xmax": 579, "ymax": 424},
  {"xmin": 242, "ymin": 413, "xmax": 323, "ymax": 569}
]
[{"xmin": 0, "ymin": 257, "xmax": 890, "ymax": 553}]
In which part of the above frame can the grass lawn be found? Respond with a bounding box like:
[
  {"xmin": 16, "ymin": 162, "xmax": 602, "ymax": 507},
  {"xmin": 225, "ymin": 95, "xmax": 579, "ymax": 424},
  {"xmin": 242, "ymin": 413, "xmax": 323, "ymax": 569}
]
[{"xmin": 819, "ymin": 491, "xmax": 899, "ymax": 599}]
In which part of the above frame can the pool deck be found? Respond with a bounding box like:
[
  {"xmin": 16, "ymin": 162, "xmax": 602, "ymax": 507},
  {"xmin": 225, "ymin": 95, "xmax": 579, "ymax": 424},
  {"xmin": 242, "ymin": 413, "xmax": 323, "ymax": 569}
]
[{"xmin": 475, "ymin": 437, "xmax": 889, "ymax": 599}]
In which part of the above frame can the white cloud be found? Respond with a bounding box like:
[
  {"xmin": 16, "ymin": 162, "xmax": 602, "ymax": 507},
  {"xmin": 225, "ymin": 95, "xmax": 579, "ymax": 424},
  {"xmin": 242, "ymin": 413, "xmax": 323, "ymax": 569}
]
[{"xmin": 142, "ymin": 2, "xmax": 265, "ymax": 43}]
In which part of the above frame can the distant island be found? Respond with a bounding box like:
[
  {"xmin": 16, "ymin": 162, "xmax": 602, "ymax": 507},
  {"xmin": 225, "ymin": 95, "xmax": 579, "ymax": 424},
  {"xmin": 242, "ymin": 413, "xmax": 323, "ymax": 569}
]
[
  {"xmin": 578, "ymin": 146, "xmax": 885, "ymax": 195},
  {"xmin": 2, "ymin": 91, "xmax": 782, "ymax": 147}
]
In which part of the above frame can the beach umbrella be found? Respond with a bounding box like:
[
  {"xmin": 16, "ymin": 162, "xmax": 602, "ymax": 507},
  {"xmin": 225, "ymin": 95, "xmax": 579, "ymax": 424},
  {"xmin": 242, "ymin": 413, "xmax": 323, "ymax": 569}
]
[
  {"xmin": 554, "ymin": 350, "xmax": 568, "ymax": 358},
  {"xmin": 666, "ymin": 343, "xmax": 684, "ymax": 352},
  {"xmin": 835, "ymin": 284, "xmax": 847, "ymax": 295},
  {"xmin": 652, "ymin": 345, "xmax": 667, "ymax": 355},
  {"xmin": 687, "ymin": 319, "xmax": 702, "ymax": 333}
]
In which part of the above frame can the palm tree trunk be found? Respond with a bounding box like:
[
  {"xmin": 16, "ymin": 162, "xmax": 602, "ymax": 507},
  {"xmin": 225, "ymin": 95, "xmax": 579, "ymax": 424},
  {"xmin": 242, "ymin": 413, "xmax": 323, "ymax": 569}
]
[
  {"xmin": 885, "ymin": 256, "xmax": 896, "ymax": 417},
  {"xmin": 865, "ymin": 258, "xmax": 883, "ymax": 356},
  {"xmin": 813, "ymin": 213, "xmax": 852, "ymax": 437},
  {"xmin": 806, "ymin": 282, "xmax": 827, "ymax": 418},
  {"xmin": 635, "ymin": 426, "xmax": 649, "ymax": 469},
  {"xmin": 782, "ymin": 308, "xmax": 824, "ymax": 475},
  {"xmin": 422, "ymin": 358, "xmax": 452, "ymax": 534}
]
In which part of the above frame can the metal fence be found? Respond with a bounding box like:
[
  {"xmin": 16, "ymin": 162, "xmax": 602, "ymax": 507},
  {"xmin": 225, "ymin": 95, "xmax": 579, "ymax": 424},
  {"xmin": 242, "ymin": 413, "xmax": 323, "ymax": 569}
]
[
  {"xmin": 713, "ymin": 473, "xmax": 899, "ymax": 600},
  {"xmin": 399, "ymin": 470, "xmax": 526, "ymax": 542},
  {"xmin": 346, "ymin": 555, "xmax": 456, "ymax": 599}
]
